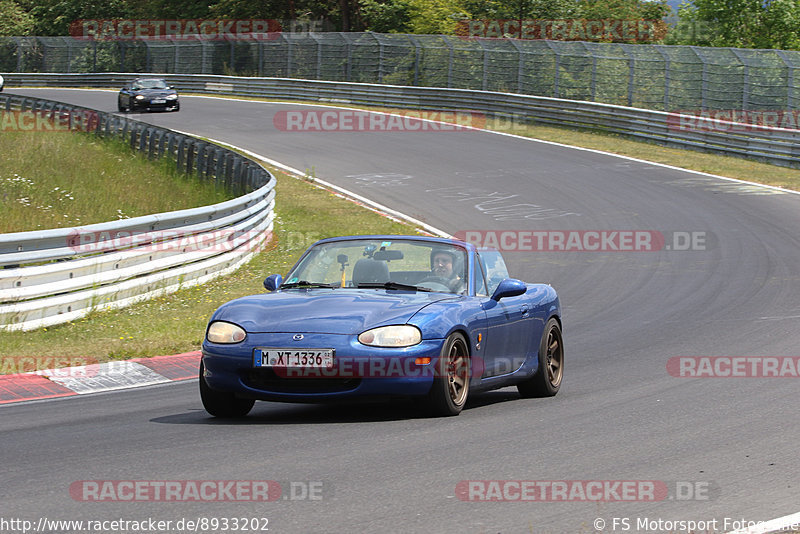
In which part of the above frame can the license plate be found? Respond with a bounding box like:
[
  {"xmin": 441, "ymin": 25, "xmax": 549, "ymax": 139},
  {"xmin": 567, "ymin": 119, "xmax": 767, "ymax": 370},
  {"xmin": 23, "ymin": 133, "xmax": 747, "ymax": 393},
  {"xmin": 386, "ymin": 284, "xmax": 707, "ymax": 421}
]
[
  {"xmin": 151, "ymin": 99, "xmax": 166, "ymax": 104},
  {"xmin": 254, "ymin": 348, "xmax": 334, "ymax": 368}
]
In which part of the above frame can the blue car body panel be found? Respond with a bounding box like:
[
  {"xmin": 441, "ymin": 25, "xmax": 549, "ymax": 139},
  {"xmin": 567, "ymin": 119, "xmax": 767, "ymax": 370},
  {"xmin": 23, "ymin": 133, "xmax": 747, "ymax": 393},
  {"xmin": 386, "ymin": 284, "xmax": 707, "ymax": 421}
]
[{"xmin": 201, "ymin": 235, "xmax": 561, "ymax": 404}]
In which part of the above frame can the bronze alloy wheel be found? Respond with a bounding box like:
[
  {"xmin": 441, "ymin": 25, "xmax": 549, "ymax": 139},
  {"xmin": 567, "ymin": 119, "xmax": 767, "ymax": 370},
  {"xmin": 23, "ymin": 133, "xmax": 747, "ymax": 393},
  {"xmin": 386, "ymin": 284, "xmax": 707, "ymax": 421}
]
[
  {"xmin": 425, "ymin": 332, "xmax": 471, "ymax": 416},
  {"xmin": 543, "ymin": 322, "xmax": 563, "ymax": 389},
  {"xmin": 446, "ymin": 335, "xmax": 470, "ymax": 406},
  {"xmin": 517, "ymin": 318, "xmax": 563, "ymax": 398}
]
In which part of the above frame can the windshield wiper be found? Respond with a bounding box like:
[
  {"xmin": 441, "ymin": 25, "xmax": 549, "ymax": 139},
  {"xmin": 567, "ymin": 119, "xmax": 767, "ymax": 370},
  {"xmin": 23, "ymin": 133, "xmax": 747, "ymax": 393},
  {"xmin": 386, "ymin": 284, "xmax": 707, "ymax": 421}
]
[
  {"xmin": 281, "ymin": 280, "xmax": 338, "ymax": 289},
  {"xmin": 357, "ymin": 281, "xmax": 432, "ymax": 292}
]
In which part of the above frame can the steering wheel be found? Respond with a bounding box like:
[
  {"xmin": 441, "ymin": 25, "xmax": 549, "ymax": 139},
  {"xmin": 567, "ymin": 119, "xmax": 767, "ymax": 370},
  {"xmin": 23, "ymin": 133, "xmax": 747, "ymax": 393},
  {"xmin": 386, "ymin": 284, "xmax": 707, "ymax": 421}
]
[{"xmin": 418, "ymin": 276, "xmax": 456, "ymax": 292}]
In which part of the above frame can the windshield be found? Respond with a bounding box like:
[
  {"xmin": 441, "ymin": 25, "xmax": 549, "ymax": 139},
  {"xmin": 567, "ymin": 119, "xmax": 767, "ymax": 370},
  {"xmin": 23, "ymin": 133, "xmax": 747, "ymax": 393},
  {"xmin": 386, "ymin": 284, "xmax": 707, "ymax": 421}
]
[
  {"xmin": 133, "ymin": 79, "xmax": 169, "ymax": 90},
  {"xmin": 285, "ymin": 239, "xmax": 468, "ymax": 294}
]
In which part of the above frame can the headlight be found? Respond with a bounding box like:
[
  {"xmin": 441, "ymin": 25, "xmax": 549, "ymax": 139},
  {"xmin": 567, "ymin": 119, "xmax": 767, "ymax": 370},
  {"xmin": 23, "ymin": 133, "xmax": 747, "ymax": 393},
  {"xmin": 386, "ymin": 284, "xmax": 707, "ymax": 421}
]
[
  {"xmin": 166, "ymin": 94, "xmax": 178, "ymax": 100},
  {"xmin": 358, "ymin": 325, "xmax": 421, "ymax": 347},
  {"xmin": 207, "ymin": 321, "xmax": 246, "ymax": 344},
  {"xmin": 135, "ymin": 95, "xmax": 145, "ymax": 100}
]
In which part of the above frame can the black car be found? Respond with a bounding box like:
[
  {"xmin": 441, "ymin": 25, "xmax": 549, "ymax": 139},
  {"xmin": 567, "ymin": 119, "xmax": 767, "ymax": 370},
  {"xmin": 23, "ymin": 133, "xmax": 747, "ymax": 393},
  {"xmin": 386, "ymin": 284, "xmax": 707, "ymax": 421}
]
[{"xmin": 118, "ymin": 78, "xmax": 179, "ymax": 112}]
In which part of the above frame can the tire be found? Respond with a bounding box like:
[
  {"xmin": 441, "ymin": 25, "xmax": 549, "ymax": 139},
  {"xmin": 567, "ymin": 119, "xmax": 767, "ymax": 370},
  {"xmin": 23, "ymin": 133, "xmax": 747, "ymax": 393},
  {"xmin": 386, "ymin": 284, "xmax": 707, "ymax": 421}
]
[
  {"xmin": 424, "ymin": 332, "xmax": 470, "ymax": 416},
  {"xmin": 199, "ymin": 362, "xmax": 255, "ymax": 418},
  {"xmin": 117, "ymin": 99, "xmax": 127, "ymax": 112},
  {"xmin": 518, "ymin": 318, "xmax": 563, "ymax": 398},
  {"xmin": 172, "ymin": 102, "xmax": 180, "ymax": 112}
]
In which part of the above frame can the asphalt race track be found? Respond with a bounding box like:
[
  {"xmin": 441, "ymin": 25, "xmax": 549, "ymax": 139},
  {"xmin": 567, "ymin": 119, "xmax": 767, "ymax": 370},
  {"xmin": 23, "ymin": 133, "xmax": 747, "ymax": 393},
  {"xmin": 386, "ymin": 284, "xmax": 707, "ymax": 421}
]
[{"xmin": 3, "ymin": 89, "xmax": 800, "ymax": 533}]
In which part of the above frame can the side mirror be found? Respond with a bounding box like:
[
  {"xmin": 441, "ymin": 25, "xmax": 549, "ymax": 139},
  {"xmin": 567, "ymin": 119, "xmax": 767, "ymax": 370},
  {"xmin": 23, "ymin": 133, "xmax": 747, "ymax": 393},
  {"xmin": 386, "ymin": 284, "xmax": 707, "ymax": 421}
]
[
  {"xmin": 263, "ymin": 274, "xmax": 282, "ymax": 291},
  {"xmin": 491, "ymin": 278, "xmax": 526, "ymax": 301}
]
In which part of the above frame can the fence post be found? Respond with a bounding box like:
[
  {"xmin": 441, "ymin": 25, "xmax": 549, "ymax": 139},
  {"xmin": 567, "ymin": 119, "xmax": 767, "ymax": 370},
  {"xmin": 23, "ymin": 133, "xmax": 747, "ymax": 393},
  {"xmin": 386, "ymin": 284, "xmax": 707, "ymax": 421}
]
[
  {"xmin": 345, "ymin": 33, "xmax": 353, "ymax": 82},
  {"xmin": 479, "ymin": 39, "xmax": 489, "ymax": 91},
  {"xmin": 580, "ymin": 42, "xmax": 597, "ymax": 101},
  {"xmin": 375, "ymin": 33, "xmax": 384, "ymax": 84},
  {"xmin": 690, "ymin": 47, "xmax": 707, "ymax": 110},
  {"xmin": 66, "ymin": 38, "xmax": 72, "ymax": 74},
  {"xmin": 311, "ymin": 33, "xmax": 322, "ymax": 79},
  {"xmin": 729, "ymin": 48, "xmax": 749, "ymax": 111},
  {"xmin": 622, "ymin": 45, "xmax": 635, "ymax": 106},
  {"xmin": 408, "ymin": 35, "xmax": 421, "ymax": 86},
  {"xmin": 444, "ymin": 36, "xmax": 454, "ymax": 88},
  {"xmin": 775, "ymin": 50, "xmax": 795, "ymax": 111},
  {"xmin": 201, "ymin": 39, "xmax": 211, "ymax": 74},
  {"xmin": 257, "ymin": 40, "xmax": 264, "ymax": 76},
  {"xmin": 509, "ymin": 39, "xmax": 523, "ymax": 95},
  {"xmin": 544, "ymin": 41, "xmax": 560, "ymax": 98},
  {"xmin": 654, "ymin": 45, "xmax": 671, "ymax": 111},
  {"xmin": 285, "ymin": 34, "xmax": 293, "ymax": 77}
]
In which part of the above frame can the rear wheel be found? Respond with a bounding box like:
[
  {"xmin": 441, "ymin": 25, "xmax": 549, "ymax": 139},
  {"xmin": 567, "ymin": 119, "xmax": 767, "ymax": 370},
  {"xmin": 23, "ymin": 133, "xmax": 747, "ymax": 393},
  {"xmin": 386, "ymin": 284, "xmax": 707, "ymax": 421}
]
[
  {"xmin": 518, "ymin": 318, "xmax": 563, "ymax": 398},
  {"xmin": 424, "ymin": 332, "xmax": 470, "ymax": 416},
  {"xmin": 199, "ymin": 362, "xmax": 255, "ymax": 418}
]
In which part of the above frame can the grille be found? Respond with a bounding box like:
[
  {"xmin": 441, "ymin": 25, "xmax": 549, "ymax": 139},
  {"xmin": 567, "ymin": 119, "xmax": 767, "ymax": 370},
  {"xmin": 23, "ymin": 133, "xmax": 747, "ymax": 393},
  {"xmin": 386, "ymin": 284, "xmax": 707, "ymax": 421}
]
[{"xmin": 242, "ymin": 369, "xmax": 361, "ymax": 394}]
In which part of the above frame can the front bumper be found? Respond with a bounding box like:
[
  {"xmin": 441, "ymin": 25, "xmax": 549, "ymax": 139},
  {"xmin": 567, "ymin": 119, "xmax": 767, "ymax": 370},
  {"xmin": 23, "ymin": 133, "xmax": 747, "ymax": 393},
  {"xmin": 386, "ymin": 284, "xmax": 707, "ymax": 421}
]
[
  {"xmin": 132, "ymin": 99, "xmax": 178, "ymax": 111},
  {"xmin": 202, "ymin": 332, "xmax": 443, "ymax": 402}
]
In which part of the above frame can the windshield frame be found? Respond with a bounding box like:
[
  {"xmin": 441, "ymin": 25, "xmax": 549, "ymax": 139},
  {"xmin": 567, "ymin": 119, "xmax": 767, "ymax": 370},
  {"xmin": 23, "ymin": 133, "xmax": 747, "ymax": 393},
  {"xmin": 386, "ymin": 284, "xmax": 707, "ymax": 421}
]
[{"xmin": 283, "ymin": 237, "xmax": 473, "ymax": 295}]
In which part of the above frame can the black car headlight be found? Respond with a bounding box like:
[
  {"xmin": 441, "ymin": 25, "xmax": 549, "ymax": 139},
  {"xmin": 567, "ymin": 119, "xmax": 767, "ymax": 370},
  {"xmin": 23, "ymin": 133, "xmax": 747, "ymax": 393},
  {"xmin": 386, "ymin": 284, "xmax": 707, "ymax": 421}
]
[
  {"xmin": 135, "ymin": 95, "xmax": 145, "ymax": 100},
  {"xmin": 358, "ymin": 325, "xmax": 421, "ymax": 347},
  {"xmin": 166, "ymin": 94, "xmax": 178, "ymax": 100},
  {"xmin": 207, "ymin": 321, "xmax": 246, "ymax": 344}
]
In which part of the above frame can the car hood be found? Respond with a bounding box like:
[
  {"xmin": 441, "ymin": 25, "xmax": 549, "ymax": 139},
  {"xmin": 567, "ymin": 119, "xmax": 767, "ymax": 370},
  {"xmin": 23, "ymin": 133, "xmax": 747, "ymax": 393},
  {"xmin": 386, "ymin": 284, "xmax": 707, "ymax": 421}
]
[{"xmin": 211, "ymin": 289, "xmax": 457, "ymax": 334}]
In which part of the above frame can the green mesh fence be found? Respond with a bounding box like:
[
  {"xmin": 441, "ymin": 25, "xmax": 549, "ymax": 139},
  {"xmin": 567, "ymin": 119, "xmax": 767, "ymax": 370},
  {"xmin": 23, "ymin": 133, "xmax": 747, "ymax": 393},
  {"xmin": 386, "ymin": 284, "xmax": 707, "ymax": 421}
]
[{"xmin": 2, "ymin": 34, "xmax": 799, "ymax": 112}]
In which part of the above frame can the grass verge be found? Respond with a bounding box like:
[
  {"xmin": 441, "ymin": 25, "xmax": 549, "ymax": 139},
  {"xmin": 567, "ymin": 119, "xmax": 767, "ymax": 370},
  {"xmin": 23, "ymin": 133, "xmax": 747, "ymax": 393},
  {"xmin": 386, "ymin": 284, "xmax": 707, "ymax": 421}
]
[
  {"xmin": 0, "ymin": 130, "xmax": 232, "ymax": 233},
  {"xmin": 0, "ymin": 166, "xmax": 419, "ymax": 369}
]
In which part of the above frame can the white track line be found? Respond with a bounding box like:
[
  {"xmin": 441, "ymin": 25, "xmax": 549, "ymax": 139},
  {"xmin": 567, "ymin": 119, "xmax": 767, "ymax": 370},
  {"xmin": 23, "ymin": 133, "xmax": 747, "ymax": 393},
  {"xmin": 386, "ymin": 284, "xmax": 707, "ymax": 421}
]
[{"xmin": 725, "ymin": 510, "xmax": 800, "ymax": 534}]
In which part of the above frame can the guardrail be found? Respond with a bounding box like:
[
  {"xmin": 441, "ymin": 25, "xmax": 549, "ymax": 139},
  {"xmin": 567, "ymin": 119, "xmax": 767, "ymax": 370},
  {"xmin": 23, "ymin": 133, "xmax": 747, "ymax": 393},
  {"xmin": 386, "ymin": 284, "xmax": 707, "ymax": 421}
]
[
  {"xmin": 0, "ymin": 93, "xmax": 275, "ymax": 331},
  {"xmin": 5, "ymin": 73, "xmax": 799, "ymax": 168}
]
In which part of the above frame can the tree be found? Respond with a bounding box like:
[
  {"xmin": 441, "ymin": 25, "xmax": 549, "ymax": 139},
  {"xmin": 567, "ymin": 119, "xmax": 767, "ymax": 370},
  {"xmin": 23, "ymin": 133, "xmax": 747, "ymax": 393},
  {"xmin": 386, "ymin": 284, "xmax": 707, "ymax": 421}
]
[
  {"xmin": 16, "ymin": 0, "xmax": 130, "ymax": 36},
  {"xmin": 462, "ymin": 0, "xmax": 578, "ymax": 20},
  {"xmin": 0, "ymin": 0, "xmax": 34, "ymax": 36},
  {"xmin": 358, "ymin": 0, "xmax": 413, "ymax": 33},
  {"xmin": 676, "ymin": 0, "xmax": 800, "ymax": 48}
]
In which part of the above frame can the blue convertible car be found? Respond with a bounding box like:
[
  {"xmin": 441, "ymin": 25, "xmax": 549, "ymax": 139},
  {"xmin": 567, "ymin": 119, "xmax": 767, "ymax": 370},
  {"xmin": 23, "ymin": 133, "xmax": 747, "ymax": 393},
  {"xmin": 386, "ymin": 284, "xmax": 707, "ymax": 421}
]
[{"xmin": 200, "ymin": 235, "xmax": 563, "ymax": 417}]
